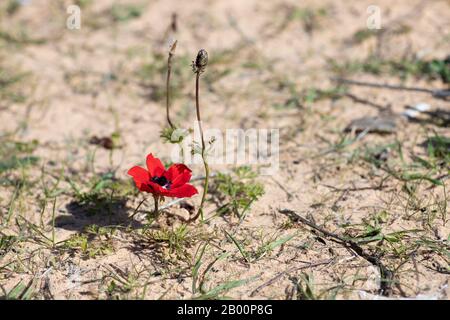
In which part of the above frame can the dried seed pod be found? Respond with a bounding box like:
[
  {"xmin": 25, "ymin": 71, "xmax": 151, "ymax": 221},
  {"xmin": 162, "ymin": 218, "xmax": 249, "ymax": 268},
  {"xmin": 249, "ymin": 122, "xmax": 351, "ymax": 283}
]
[
  {"xmin": 169, "ymin": 39, "xmax": 177, "ymax": 55},
  {"xmin": 192, "ymin": 49, "xmax": 208, "ymax": 73}
]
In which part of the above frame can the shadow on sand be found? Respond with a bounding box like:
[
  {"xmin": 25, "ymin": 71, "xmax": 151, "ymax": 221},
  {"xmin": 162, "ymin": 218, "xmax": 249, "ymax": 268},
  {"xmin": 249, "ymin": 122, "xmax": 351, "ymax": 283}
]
[{"xmin": 55, "ymin": 195, "xmax": 143, "ymax": 232}]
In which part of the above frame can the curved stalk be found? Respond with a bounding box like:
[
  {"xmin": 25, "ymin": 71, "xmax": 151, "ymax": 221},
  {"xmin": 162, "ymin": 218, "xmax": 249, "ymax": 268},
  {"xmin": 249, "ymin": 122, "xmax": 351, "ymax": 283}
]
[
  {"xmin": 152, "ymin": 194, "xmax": 160, "ymax": 221},
  {"xmin": 166, "ymin": 41, "xmax": 177, "ymax": 128},
  {"xmin": 193, "ymin": 72, "xmax": 209, "ymax": 222}
]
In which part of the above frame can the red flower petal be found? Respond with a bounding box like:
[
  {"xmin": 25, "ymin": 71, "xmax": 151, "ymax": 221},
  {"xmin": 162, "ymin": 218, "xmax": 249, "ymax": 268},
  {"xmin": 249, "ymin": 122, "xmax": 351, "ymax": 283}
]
[
  {"xmin": 164, "ymin": 163, "xmax": 192, "ymax": 188},
  {"xmin": 127, "ymin": 166, "xmax": 151, "ymax": 192},
  {"xmin": 129, "ymin": 154, "xmax": 197, "ymax": 199},
  {"xmin": 146, "ymin": 153, "xmax": 165, "ymax": 177},
  {"xmin": 165, "ymin": 184, "xmax": 198, "ymax": 198}
]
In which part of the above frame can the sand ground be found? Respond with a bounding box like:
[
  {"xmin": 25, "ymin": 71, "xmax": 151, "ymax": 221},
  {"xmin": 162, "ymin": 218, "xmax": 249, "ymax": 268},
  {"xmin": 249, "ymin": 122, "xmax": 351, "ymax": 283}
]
[{"xmin": 0, "ymin": 0, "xmax": 449, "ymax": 299}]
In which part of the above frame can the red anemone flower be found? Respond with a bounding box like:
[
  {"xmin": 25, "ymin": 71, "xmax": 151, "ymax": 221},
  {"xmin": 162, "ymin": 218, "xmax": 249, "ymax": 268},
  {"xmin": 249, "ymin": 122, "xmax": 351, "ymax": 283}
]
[{"xmin": 128, "ymin": 154, "xmax": 198, "ymax": 198}]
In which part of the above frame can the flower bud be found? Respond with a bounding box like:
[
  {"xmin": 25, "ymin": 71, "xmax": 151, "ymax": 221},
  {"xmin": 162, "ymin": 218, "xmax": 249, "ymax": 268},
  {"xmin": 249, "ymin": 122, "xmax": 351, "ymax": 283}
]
[
  {"xmin": 193, "ymin": 49, "xmax": 208, "ymax": 73},
  {"xmin": 169, "ymin": 39, "xmax": 177, "ymax": 55}
]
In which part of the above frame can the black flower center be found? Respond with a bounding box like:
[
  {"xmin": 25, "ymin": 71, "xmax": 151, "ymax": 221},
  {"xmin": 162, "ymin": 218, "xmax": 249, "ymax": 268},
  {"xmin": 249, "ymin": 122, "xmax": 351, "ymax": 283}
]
[{"xmin": 151, "ymin": 176, "xmax": 172, "ymax": 189}]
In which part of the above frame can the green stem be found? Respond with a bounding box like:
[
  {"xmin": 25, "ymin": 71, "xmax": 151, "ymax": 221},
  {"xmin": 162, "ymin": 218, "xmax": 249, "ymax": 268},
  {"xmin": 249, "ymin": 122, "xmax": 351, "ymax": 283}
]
[
  {"xmin": 198, "ymin": 161, "xmax": 209, "ymax": 221},
  {"xmin": 51, "ymin": 198, "xmax": 56, "ymax": 248},
  {"xmin": 152, "ymin": 194, "xmax": 160, "ymax": 221},
  {"xmin": 194, "ymin": 72, "xmax": 208, "ymax": 222}
]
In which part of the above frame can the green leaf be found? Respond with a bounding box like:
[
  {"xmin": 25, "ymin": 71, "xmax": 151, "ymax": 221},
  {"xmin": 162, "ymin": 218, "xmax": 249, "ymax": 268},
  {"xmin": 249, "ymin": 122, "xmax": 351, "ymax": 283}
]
[
  {"xmin": 262, "ymin": 233, "xmax": 297, "ymax": 252},
  {"xmin": 0, "ymin": 156, "xmax": 39, "ymax": 173},
  {"xmin": 401, "ymin": 173, "xmax": 443, "ymax": 186},
  {"xmin": 195, "ymin": 276, "xmax": 258, "ymax": 300},
  {"xmin": 224, "ymin": 231, "xmax": 249, "ymax": 262},
  {"xmin": 5, "ymin": 280, "xmax": 35, "ymax": 300}
]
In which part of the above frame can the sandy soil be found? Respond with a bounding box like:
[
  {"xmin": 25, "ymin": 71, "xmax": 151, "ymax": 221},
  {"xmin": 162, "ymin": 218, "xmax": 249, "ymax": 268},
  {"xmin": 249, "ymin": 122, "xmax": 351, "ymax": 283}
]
[{"xmin": 0, "ymin": 0, "xmax": 449, "ymax": 299}]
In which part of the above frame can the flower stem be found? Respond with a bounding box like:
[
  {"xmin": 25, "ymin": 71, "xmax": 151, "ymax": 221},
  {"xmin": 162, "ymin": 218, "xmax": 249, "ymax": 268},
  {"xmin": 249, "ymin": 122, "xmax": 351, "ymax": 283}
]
[
  {"xmin": 194, "ymin": 71, "xmax": 208, "ymax": 222},
  {"xmin": 152, "ymin": 194, "xmax": 160, "ymax": 220},
  {"xmin": 166, "ymin": 41, "xmax": 177, "ymax": 129},
  {"xmin": 166, "ymin": 53, "xmax": 174, "ymax": 128}
]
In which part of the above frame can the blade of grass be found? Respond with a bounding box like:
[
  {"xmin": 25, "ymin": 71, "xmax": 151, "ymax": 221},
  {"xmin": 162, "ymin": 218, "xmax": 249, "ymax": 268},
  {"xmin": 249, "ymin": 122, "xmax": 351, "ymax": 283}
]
[{"xmin": 224, "ymin": 230, "xmax": 250, "ymax": 263}]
